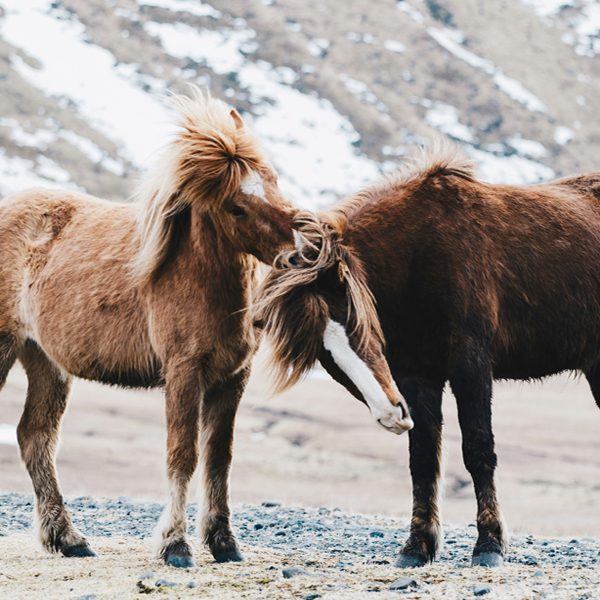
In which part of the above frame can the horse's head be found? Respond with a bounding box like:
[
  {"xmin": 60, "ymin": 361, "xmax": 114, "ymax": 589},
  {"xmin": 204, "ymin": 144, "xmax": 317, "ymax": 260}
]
[
  {"xmin": 170, "ymin": 92, "xmax": 296, "ymax": 263},
  {"xmin": 253, "ymin": 213, "xmax": 413, "ymax": 435},
  {"xmin": 220, "ymin": 140, "xmax": 296, "ymax": 264},
  {"xmin": 133, "ymin": 89, "xmax": 297, "ymax": 285}
]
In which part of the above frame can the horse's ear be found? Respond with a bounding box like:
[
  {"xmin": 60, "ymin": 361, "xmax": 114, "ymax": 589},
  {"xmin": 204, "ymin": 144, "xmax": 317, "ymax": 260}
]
[{"xmin": 230, "ymin": 109, "xmax": 244, "ymax": 130}]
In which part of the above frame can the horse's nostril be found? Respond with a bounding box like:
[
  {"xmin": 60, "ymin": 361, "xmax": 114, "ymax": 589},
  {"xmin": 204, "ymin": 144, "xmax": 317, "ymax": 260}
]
[{"xmin": 397, "ymin": 402, "xmax": 408, "ymax": 421}]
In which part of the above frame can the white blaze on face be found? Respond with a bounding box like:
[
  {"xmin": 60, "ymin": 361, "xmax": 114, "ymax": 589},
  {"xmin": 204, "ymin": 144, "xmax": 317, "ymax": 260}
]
[
  {"xmin": 241, "ymin": 170, "xmax": 268, "ymax": 202},
  {"xmin": 322, "ymin": 319, "xmax": 408, "ymax": 431}
]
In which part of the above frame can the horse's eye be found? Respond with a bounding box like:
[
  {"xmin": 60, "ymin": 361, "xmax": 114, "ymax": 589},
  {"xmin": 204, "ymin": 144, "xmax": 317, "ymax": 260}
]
[{"xmin": 230, "ymin": 206, "xmax": 246, "ymax": 218}]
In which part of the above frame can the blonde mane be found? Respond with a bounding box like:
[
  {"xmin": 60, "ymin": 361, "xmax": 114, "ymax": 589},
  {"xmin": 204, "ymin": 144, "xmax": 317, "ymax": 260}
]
[
  {"xmin": 252, "ymin": 212, "xmax": 383, "ymax": 393},
  {"xmin": 132, "ymin": 89, "xmax": 267, "ymax": 285}
]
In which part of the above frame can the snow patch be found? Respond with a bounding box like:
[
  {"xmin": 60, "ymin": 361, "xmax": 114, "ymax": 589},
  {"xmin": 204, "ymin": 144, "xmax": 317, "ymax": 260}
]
[
  {"xmin": 137, "ymin": 0, "xmax": 221, "ymax": 18},
  {"xmin": 506, "ymin": 135, "xmax": 547, "ymax": 158},
  {"xmin": 383, "ymin": 40, "xmax": 407, "ymax": 53},
  {"xmin": 0, "ymin": 0, "xmax": 174, "ymax": 168},
  {"xmin": 338, "ymin": 73, "xmax": 389, "ymax": 117},
  {"xmin": 307, "ymin": 38, "xmax": 330, "ymax": 57},
  {"xmin": 0, "ymin": 117, "xmax": 124, "ymax": 176},
  {"xmin": 521, "ymin": 0, "xmax": 600, "ymax": 57},
  {"xmin": 424, "ymin": 102, "xmax": 475, "ymax": 143},
  {"xmin": 467, "ymin": 147, "xmax": 555, "ymax": 185},
  {"xmin": 554, "ymin": 126, "xmax": 575, "ymax": 145},
  {"xmin": 428, "ymin": 27, "xmax": 547, "ymax": 113},
  {"xmin": 0, "ymin": 149, "xmax": 81, "ymax": 197},
  {"xmin": 397, "ymin": 1, "xmax": 426, "ymax": 23}
]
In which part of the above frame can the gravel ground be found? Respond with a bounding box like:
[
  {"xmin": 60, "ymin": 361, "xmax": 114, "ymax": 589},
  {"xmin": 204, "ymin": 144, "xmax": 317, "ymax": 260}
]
[{"xmin": 1, "ymin": 493, "xmax": 600, "ymax": 599}]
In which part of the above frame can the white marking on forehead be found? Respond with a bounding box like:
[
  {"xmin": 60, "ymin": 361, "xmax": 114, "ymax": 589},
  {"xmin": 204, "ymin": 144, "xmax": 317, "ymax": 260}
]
[
  {"xmin": 293, "ymin": 230, "xmax": 304, "ymax": 250},
  {"xmin": 322, "ymin": 319, "xmax": 395, "ymax": 424},
  {"xmin": 241, "ymin": 170, "xmax": 268, "ymax": 202}
]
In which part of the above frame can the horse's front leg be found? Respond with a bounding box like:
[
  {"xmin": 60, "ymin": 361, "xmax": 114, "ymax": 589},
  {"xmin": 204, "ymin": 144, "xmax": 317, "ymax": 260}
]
[
  {"xmin": 395, "ymin": 379, "xmax": 445, "ymax": 567},
  {"xmin": 450, "ymin": 349, "xmax": 507, "ymax": 567},
  {"xmin": 154, "ymin": 365, "xmax": 201, "ymax": 568},
  {"xmin": 198, "ymin": 367, "xmax": 249, "ymax": 562}
]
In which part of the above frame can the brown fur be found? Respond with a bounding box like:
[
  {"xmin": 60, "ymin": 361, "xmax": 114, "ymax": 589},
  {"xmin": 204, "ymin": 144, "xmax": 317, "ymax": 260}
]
[
  {"xmin": 256, "ymin": 140, "xmax": 600, "ymax": 566},
  {"xmin": 0, "ymin": 91, "xmax": 296, "ymax": 565}
]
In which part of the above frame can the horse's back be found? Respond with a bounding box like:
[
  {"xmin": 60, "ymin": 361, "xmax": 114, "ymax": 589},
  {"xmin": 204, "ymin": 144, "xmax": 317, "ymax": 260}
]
[{"xmin": 0, "ymin": 188, "xmax": 155, "ymax": 380}]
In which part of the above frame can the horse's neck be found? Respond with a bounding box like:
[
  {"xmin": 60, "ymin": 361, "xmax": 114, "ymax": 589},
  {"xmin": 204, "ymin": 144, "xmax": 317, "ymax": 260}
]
[{"xmin": 184, "ymin": 209, "xmax": 257, "ymax": 301}]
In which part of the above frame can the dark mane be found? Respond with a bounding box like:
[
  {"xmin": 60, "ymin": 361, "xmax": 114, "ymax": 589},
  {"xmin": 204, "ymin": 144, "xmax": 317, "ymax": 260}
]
[
  {"xmin": 252, "ymin": 212, "xmax": 383, "ymax": 393},
  {"xmin": 323, "ymin": 139, "xmax": 476, "ymax": 234}
]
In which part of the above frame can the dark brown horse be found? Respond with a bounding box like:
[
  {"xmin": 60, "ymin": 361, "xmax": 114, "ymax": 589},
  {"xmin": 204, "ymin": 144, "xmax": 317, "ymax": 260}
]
[
  {"xmin": 0, "ymin": 91, "xmax": 297, "ymax": 567},
  {"xmin": 254, "ymin": 142, "xmax": 600, "ymax": 567}
]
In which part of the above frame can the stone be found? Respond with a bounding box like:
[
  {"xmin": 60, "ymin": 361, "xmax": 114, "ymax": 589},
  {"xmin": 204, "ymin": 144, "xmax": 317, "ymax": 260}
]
[
  {"xmin": 369, "ymin": 530, "xmax": 385, "ymax": 538},
  {"xmin": 186, "ymin": 581, "xmax": 197, "ymax": 588},
  {"xmin": 76, "ymin": 596, "xmax": 97, "ymax": 600},
  {"xmin": 155, "ymin": 579, "xmax": 179, "ymax": 588},
  {"xmin": 282, "ymin": 566, "xmax": 309, "ymax": 578},
  {"xmin": 262, "ymin": 501, "xmax": 282, "ymax": 508},
  {"xmin": 474, "ymin": 584, "xmax": 491, "ymax": 596},
  {"xmin": 532, "ymin": 571, "xmax": 545, "ymax": 578},
  {"xmin": 390, "ymin": 577, "xmax": 418, "ymax": 591},
  {"xmin": 137, "ymin": 572, "xmax": 155, "ymax": 581},
  {"xmin": 305, "ymin": 595, "xmax": 322, "ymax": 600}
]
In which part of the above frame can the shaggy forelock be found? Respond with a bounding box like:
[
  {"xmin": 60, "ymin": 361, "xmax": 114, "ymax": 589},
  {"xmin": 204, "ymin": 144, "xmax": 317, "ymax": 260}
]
[
  {"xmin": 132, "ymin": 88, "xmax": 270, "ymax": 285},
  {"xmin": 253, "ymin": 212, "xmax": 383, "ymax": 393}
]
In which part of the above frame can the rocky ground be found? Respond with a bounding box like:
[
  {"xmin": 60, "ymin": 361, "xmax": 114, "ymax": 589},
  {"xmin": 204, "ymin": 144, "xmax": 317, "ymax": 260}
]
[{"xmin": 1, "ymin": 493, "xmax": 599, "ymax": 599}]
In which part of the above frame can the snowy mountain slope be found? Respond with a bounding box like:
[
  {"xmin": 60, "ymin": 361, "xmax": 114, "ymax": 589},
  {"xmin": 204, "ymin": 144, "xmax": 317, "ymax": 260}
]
[{"xmin": 0, "ymin": 0, "xmax": 599, "ymax": 207}]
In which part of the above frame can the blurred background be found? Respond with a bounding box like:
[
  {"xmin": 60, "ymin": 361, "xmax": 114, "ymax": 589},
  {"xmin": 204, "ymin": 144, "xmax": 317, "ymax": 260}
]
[{"xmin": 1, "ymin": 0, "xmax": 600, "ymax": 536}]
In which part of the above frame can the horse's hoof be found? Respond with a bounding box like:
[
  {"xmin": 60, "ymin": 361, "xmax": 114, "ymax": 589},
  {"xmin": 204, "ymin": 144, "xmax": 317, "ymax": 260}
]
[
  {"xmin": 472, "ymin": 552, "xmax": 503, "ymax": 567},
  {"xmin": 394, "ymin": 553, "xmax": 427, "ymax": 568},
  {"xmin": 213, "ymin": 548, "xmax": 244, "ymax": 563},
  {"xmin": 165, "ymin": 554, "xmax": 196, "ymax": 569},
  {"xmin": 62, "ymin": 544, "xmax": 98, "ymax": 558}
]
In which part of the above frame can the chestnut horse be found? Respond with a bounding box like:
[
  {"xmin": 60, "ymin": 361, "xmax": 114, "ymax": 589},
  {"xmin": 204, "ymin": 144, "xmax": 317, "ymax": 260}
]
[
  {"xmin": 0, "ymin": 92, "xmax": 297, "ymax": 567},
  {"xmin": 254, "ymin": 143, "xmax": 600, "ymax": 568}
]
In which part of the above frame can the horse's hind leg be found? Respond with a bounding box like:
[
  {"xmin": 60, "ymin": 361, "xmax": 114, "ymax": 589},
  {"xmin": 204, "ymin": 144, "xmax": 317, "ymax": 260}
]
[
  {"xmin": 198, "ymin": 367, "xmax": 249, "ymax": 563},
  {"xmin": 450, "ymin": 348, "xmax": 506, "ymax": 567},
  {"xmin": 17, "ymin": 341, "xmax": 97, "ymax": 557}
]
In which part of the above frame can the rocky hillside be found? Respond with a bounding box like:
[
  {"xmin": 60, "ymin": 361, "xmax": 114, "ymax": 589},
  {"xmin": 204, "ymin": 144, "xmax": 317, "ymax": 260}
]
[{"xmin": 1, "ymin": 0, "xmax": 599, "ymax": 208}]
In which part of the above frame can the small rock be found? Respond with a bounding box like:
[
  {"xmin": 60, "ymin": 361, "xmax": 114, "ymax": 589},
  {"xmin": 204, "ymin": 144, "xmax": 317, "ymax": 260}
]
[
  {"xmin": 369, "ymin": 531, "xmax": 384, "ymax": 538},
  {"xmin": 282, "ymin": 566, "xmax": 309, "ymax": 579},
  {"xmin": 266, "ymin": 566, "xmax": 277, "ymax": 571},
  {"xmin": 275, "ymin": 531, "xmax": 286, "ymax": 536},
  {"xmin": 138, "ymin": 572, "xmax": 155, "ymax": 581},
  {"xmin": 532, "ymin": 571, "xmax": 545, "ymax": 578},
  {"xmin": 156, "ymin": 579, "xmax": 179, "ymax": 588},
  {"xmin": 474, "ymin": 585, "xmax": 491, "ymax": 596},
  {"xmin": 262, "ymin": 501, "xmax": 282, "ymax": 508},
  {"xmin": 186, "ymin": 581, "xmax": 197, "ymax": 588},
  {"xmin": 305, "ymin": 595, "xmax": 322, "ymax": 600},
  {"xmin": 390, "ymin": 577, "xmax": 418, "ymax": 591},
  {"xmin": 254, "ymin": 523, "xmax": 264, "ymax": 530},
  {"xmin": 76, "ymin": 596, "xmax": 97, "ymax": 600}
]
